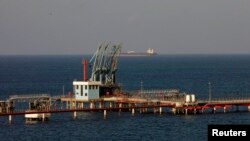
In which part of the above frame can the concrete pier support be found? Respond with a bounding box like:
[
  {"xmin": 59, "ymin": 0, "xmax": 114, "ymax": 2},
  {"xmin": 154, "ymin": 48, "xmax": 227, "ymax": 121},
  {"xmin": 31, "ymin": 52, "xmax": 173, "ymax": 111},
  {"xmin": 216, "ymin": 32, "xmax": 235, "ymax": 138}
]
[
  {"xmin": 9, "ymin": 115, "xmax": 12, "ymax": 124},
  {"xmin": 154, "ymin": 108, "xmax": 159, "ymax": 113},
  {"xmin": 42, "ymin": 113, "xmax": 45, "ymax": 122},
  {"xmin": 73, "ymin": 111, "xmax": 77, "ymax": 119},
  {"xmin": 90, "ymin": 102, "xmax": 94, "ymax": 109},
  {"xmin": 66, "ymin": 101, "xmax": 69, "ymax": 109},
  {"xmin": 159, "ymin": 107, "xmax": 162, "ymax": 114},
  {"xmin": 141, "ymin": 108, "xmax": 147, "ymax": 113},
  {"xmin": 119, "ymin": 103, "xmax": 122, "ymax": 112},
  {"xmin": 70, "ymin": 101, "xmax": 72, "ymax": 109},
  {"xmin": 119, "ymin": 103, "xmax": 122, "ymax": 108},
  {"xmin": 178, "ymin": 109, "xmax": 181, "ymax": 114},
  {"xmin": 73, "ymin": 101, "xmax": 76, "ymax": 109},
  {"xmin": 194, "ymin": 109, "xmax": 196, "ymax": 114},
  {"xmin": 185, "ymin": 109, "xmax": 188, "ymax": 115},
  {"xmin": 172, "ymin": 108, "xmax": 177, "ymax": 115},
  {"xmin": 224, "ymin": 107, "xmax": 226, "ymax": 113},
  {"xmin": 213, "ymin": 107, "xmax": 216, "ymax": 114},
  {"xmin": 132, "ymin": 108, "xmax": 135, "ymax": 116},
  {"xmin": 109, "ymin": 102, "xmax": 113, "ymax": 108},
  {"xmin": 248, "ymin": 106, "xmax": 250, "ymax": 112},
  {"xmin": 104, "ymin": 110, "xmax": 107, "ymax": 117},
  {"xmin": 99, "ymin": 102, "xmax": 103, "ymax": 109}
]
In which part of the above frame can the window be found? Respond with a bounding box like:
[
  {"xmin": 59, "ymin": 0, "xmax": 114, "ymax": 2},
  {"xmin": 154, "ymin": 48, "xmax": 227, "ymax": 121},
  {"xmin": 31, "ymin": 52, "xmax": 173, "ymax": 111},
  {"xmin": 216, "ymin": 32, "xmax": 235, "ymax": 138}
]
[
  {"xmin": 81, "ymin": 85, "xmax": 83, "ymax": 96},
  {"xmin": 76, "ymin": 85, "xmax": 79, "ymax": 89},
  {"xmin": 85, "ymin": 85, "xmax": 87, "ymax": 89},
  {"xmin": 85, "ymin": 93, "xmax": 87, "ymax": 96},
  {"xmin": 89, "ymin": 85, "xmax": 92, "ymax": 90}
]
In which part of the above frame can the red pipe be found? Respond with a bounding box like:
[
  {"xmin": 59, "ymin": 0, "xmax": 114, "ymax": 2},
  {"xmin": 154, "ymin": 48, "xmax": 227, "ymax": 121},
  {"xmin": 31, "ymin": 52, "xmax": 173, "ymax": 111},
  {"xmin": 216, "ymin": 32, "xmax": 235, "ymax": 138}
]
[{"xmin": 82, "ymin": 59, "xmax": 87, "ymax": 81}]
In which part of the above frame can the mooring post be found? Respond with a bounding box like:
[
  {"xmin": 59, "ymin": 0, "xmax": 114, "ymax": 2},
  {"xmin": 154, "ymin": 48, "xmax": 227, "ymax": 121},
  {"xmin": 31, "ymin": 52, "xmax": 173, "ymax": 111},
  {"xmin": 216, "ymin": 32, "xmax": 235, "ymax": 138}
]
[
  {"xmin": 185, "ymin": 109, "xmax": 188, "ymax": 115},
  {"xmin": 248, "ymin": 106, "xmax": 250, "ymax": 112},
  {"xmin": 159, "ymin": 107, "xmax": 162, "ymax": 114},
  {"xmin": 194, "ymin": 108, "xmax": 196, "ymax": 114},
  {"xmin": 224, "ymin": 107, "xmax": 226, "ymax": 113}
]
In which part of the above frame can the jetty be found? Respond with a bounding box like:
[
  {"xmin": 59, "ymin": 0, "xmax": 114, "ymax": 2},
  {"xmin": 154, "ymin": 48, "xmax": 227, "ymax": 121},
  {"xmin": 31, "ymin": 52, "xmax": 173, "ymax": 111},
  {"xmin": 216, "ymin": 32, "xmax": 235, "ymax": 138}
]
[{"xmin": 1, "ymin": 42, "xmax": 250, "ymax": 123}]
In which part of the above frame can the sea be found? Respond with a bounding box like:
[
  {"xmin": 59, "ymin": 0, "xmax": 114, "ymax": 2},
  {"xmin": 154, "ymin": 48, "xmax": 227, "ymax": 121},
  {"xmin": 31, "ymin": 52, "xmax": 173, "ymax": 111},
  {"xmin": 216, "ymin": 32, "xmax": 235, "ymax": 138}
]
[{"xmin": 0, "ymin": 55, "xmax": 250, "ymax": 141}]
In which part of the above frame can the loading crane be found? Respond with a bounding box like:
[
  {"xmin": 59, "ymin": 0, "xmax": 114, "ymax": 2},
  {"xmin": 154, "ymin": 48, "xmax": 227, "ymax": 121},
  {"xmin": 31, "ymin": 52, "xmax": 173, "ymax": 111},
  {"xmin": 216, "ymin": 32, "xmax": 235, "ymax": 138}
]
[
  {"xmin": 73, "ymin": 42, "xmax": 122, "ymax": 100},
  {"xmin": 89, "ymin": 42, "xmax": 122, "ymax": 85}
]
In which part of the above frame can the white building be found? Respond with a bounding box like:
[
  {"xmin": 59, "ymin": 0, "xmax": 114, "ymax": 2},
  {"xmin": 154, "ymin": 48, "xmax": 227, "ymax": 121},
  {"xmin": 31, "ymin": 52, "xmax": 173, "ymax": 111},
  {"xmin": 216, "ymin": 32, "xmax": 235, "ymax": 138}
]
[{"xmin": 73, "ymin": 81, "xmax": 102, "ymax": 100}]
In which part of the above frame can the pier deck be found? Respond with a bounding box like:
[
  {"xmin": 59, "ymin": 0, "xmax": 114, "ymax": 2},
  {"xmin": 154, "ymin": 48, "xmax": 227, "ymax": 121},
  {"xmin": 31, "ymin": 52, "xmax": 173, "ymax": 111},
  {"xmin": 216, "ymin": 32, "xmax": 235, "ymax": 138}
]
[{"xmin": 1, "ymin": 95, "xmax": 250, "ymax": 123}]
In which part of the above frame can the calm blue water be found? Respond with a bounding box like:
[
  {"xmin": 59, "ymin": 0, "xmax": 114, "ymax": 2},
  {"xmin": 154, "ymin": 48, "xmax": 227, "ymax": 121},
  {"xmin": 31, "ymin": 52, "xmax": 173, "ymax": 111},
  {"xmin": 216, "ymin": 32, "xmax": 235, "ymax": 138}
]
[{"xmin": 1, "ymin": 55, "xmax": 250, "ymax": 141}]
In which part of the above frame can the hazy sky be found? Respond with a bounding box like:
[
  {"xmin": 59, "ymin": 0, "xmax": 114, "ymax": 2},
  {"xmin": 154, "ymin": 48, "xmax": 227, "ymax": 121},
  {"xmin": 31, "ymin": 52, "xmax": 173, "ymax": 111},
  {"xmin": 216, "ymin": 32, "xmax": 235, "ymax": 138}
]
[{"xmin": 0, "ymin": 0, "xmax": 249, "ymax": 55}]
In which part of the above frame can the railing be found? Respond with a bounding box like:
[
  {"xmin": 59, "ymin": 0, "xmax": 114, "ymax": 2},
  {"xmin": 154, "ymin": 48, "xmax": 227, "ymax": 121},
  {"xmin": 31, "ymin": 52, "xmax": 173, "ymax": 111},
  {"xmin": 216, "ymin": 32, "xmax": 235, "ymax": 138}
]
[
  {"xmin": 138, "ymin": 89, "xmax": 180, "ymax": 94},
  {"xmin": 198, "ymin": 97, "xmax": 250, "ymax": 104},
  {"xmin": 8, "ymin": 94, "xmax": 50, "ymax": 101}
]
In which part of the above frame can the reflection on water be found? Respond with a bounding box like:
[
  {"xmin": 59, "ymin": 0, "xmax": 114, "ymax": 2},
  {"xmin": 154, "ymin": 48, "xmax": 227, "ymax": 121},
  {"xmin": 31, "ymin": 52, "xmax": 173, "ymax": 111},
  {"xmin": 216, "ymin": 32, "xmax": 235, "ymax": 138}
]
[{"xmin": 25, "ymin": 120, "xmax": 39, "ymax": 124}]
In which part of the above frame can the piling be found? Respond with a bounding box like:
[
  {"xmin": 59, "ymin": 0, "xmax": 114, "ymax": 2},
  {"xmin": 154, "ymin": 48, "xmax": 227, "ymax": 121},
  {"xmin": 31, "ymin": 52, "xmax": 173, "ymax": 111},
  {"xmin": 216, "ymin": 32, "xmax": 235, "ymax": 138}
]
[
  {"xmin": 90, "ymin": 102, "xmax": 94, "ymax": 109},
  {"xmin": 132, "ymin": 108, "xmax": 135, "ymax": 116},
  {"xmin": 172, "ymin": 108, "xmax": 176, "ymax": 115},
  {"xmin": 119, "ymin": 103, "xmax": 122, "ymax": 112},
  {"xmin": 109, "ymin": 102, "xmax": 113, "ymax": 108},
  {"xmin": 99, "ymin": 102, "xmax": 102, "ymax": 109},
  {"xmin": 104, "ymin": 110, "xmax": 107, "ymax": 117},
  {"xmin": 9, "ymin": 115, "xmax": 12, "ymax": 124},
  {"xmin": 42, "ymin": 113, "xmax": 45, "ymax": 122},
  {"xmin": 159, "ymin": 107, "xmax": 162, "ymax": 114},
  {"xmin": 213, "ymin": 107, "xmax": 216, "ymax": 114},
  {"xmin": 73, "ymin": 111, "xmax": 77, "ymax": 119}
]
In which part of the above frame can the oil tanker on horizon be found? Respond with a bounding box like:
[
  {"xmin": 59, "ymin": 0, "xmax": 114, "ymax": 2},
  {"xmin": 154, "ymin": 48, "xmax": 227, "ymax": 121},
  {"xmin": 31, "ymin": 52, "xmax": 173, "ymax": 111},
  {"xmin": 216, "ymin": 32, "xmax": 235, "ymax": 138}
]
[{"xmin": 120, "ymin": 48, "xmax": 157, "ymax": 56}]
